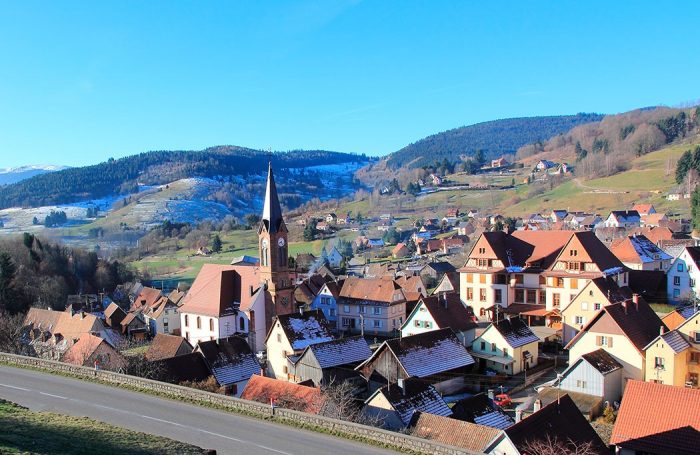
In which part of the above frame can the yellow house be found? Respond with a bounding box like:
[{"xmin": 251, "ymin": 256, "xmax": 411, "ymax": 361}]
[
  {"xmin": 471, "ymin": 317, "xmax": 539, "ymax": 375},
  {"xmin": 643, "ymin": 310, "xmax": 700, "ymax": 388},
  {"xmin": 560, "ymin": 277, "xmax": 638, "ymax": 345},
  {"xmin": 566, "ymin": 298, "xmax": 665, "ymax": 390}
]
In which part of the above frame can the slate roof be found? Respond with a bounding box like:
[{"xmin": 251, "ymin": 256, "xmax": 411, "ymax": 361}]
[
  {"xmin": 370, "ymin": 380, "xmax": 452, "ymax": 426},
  {"xmin": 610, "ymin": 234, "xmax": 672, "ymax": 264},
  {"xmin": 145, "ymin": 333, "xmax": 193, "ymax": 361},
  {"xmin": 451, "ymin": 393, "xmax": 514, "ymax": 430},
  {"xmin": 196, "ymin": 336, "xmax": 261, "ymax": 386},
  {"xmin": 581, "ymin": 349, "xmax": 623, "ymax": 374},
  {"xmin": 259, "ymin": 163, "xmax": 285, "ymax": 234},
  {"xmin": 295, "ymin": 335, "xmax": 371, "ymax": 369},
  {"xmin": 644, "ymin": 329, "xmax": 691, "ymax": 354},
  {"xmin": 611, "ymin": 380, "xmax": 700, "ymax": 455},
  {"xmin": 410, "ymin": 412, "xmax": 502, "ymax": 453},
  {"xmin": 406, "ymin": 294, "xmax": 477, "ymax": 333},
  {"xmin": 492, "ymin": 317, "xmax": 539, "ymax": 348},
  {"xmin": 423, "ymin": 261, "xmax": 457, "ymax": 274},
  {"xmin": 275, "ymin": 310, "xmax": 335, "ymax": 351},
  {"xmin": 505, "ymin": 394, "xmax": 608, "ymax": 454},
  {"xmin": 358, "ymin": 328, "xmax": 475, "ymax": 378}
]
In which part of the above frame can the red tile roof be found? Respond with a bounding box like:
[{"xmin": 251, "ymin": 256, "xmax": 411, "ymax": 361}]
[
  {"xmin": 339, "ymin": 277, "xmax": 405, "ymax": 303},
  {"xmin": 179, "ymin": 264, "xmax": 261, "ymax": 317},
  {"xmin": 145, "ymin": 333, "xmax": 193, "ymax": 361},
  {"xmin": 240, "ymin": 375, "xmax": 323, "ymax": 413},
  {"xmin": 611, "ymin": 380, "xmax": 700, "ymax": 455}
]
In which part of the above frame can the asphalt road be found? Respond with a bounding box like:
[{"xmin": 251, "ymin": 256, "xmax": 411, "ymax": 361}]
[{"xmin": 0, "ymin": 365, "xmax": 397, "ymax": 455}]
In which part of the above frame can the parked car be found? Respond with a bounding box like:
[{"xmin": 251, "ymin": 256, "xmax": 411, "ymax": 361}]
[{"xmin": 493, "ymin": 393, "xmax": 512, "ymax": 407}]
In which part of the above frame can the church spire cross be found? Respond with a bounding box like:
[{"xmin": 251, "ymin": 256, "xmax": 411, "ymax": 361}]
[{"xmin": 261, "ymin": 159, "xmax": 284, "ymax": 234}]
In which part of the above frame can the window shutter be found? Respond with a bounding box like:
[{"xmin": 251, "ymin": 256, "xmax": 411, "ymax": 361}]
[
  {"xmin": 596, "ymin": 336, "xmax": 602, "ymax": 346},
  {"xmin": 608, "ymin": 337, "xmax": 614, "ymax": 348}
]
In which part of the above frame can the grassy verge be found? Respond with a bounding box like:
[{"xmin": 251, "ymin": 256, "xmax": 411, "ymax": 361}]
[{"xmin": 0, "ymin": 399, "xmax": 208, "ymax": 455}]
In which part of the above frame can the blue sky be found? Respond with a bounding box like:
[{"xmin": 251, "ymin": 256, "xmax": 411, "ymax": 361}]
[{"xmin": 0, "ymin": 1, "xmax": 698, "ymax": 167}]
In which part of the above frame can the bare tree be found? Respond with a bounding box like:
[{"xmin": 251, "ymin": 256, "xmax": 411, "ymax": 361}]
[
  {"xmin": 0, "ymin": 310, "xmax": 25, "ymax": 354},
  {"xmin": 521, "ymin": 434, "xmax": 597, "ymax": 455},
  {"xmin": 318, "ymin": 379, "xmax": 384, "ymax": 427}
]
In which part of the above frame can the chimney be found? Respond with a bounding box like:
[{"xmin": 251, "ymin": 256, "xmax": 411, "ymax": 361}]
[
  {"xmin": 632, "ymin": 294, "xmax": 639, "ymax": 310},
  {"xmin": 487, "ymin": 389, "xmax": 495, "ymax": 400},
  {"xmin": 660, "ymin": 325, "xmax": 666, "ymax": 336},
  {"xmin": 515, "ymin": 409, "xmax": 523, "ymax": 423},
  {"xmin": 533, "ymin": 399, "xmax": 542, "ymax": 413},
  {"xmin": 622, "ymin": 301, "xmax": 627, "ymax": 314},
  {"xmin": 440, "ymin": 292, "xmax": 447, "ymax": 308}
]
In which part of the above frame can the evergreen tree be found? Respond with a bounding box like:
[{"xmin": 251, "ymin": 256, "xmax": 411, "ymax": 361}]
[{"xmin": 211, "ymin": 234, "xmax": 223, "ymax": 253}]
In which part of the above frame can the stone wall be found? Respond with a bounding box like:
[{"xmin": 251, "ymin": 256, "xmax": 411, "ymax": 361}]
[{"xmin": 0, "ymin": 353, "xmax": 477, "ymax": 455}]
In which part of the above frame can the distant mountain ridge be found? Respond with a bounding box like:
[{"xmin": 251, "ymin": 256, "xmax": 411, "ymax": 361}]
[
  {"xmin": 386, "ymin": 113, "xmax": 604, "ymax": 168},
  {"xmin": 0, "ymin": 164, "xmax": 69, "ymax": 185},
  {"xmin": 0, "ymin": 146, "xmax": 367, "ymax": 209}
]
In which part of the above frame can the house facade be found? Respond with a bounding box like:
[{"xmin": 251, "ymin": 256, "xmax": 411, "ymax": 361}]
[
  {"xmin": 337, "ymin": 277, "xmax": 407, "ymax": 336},
  {"xmin": 643, "ymin": 310, "xmax": 700, "ymax": 388},
  {"xmin": 308, "ymin": 281, "xmax": 341, "ymax": 329},
  {"xmin": 667, "ymin": 246, "xmax": 700, "ymax": 303},
  {"xmin": 470, "ymin": 317, "xmax": 539, "ymax": 375},
  {"xmin": 401, "ymin": 294, "xmax": 477, "ymax": 346}
]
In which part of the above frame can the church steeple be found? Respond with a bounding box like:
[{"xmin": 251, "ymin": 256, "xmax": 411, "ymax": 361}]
[
  {"xmin": 260, "ymin": 161, "xmax": 285, "ymax": 234},
  {"xmin": 258, "ymin": 161, "xmax": 292, "ymax": 317}
]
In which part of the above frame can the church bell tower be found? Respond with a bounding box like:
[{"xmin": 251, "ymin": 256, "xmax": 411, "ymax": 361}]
[{"xmin": 258, "ymin": 162, "xmax": 293, "ymax": 315}]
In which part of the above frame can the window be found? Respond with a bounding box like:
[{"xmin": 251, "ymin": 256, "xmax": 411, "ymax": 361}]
[
  {"xmin": 415, "ymin": 320, "xmax": 422, "ymax": 328},
  {"xmin": 594, "ymin": 303, "xmax": 601, "ymax": 311},
  {"xmin": 480, "ymin": 341, "xmax": 486, "ymax": 350},
  {"xmin": 358, "ymin": 306, "xmax": 366, "ymax": 314},
  {"xmin": 239, "ymin": 317, "xmax": 245, "ymax": 330},
  {"xmin": 480, "ymin": 308, "xmax": 486, "ymax": 316},
  {"xmin": 467, "ymin": 288, "xmax": 474, "ymax": 300},
  {"xmin": 209, "ymin": 319, "xmax": 214, "ymax": 332},
  {"xmin": 495, "ymin": 289, "xmax": 502, "ymax": 303},
  {"xmin": 515, "ymin": 274, "xmax": 524, "ymax": 285},
  {"xmin": 539, "ymin": 275, "xmax": 546, "ymax": 285},
  {"xmin": 479, "ymin": 274, "xmax": 487, "ymax": 283},
  {"xmin": 480, "ymin": 289, "xmax": 487, "ymax": 302},
  {"xmin": 502, "ymin": 348, "xmax": 508, "ymax": 357},
  {"xmin": 373, "ymin": 307, "xmax": 382, "ymax": 315},
  {"xmin": 341, "ymin": 318, "xmax": 352, "ymax": 327},
  {"xmin": 678, "ymin": 263, "xmax": 684, "ymax": 272},
  {"xmin": 556, "ymin": 277, "xmax": 564, "ymax": 287},
  {"xmin": 689, "ymin": 352, "xmax": 700, "ymax": 364},
  {"xmin": 283, "ymin": 365, "xmax": 288, "ymax": 374},
  {"xmin": 689, "ymin": 373, "xmax": 699, "ymax": 387},
  {"xmin": 277, "ymin": 333, "xmax": 282, "ymax": 343},
  {"xmin": 373, "ymin": 320, "xmax": 382, "ymax": 328},
  {"xmin": 477, "ymin": 259, "xmax": 489, "ymax": 268},
  {"xmin": 570, "ymin": 249, "xmax": 578, "ymax": 257},
  {"xmin": 515, "ymin": 289, "xmax": 524, "ymax": 303},
  {"xmin": 674, "ymin": 276, "xmax": 681, "ymax": 286},
  {"xmin": 196, "ymin": 316, "xmax": 201, "ymax": 329},
  {"xmin": 552, "ymin": 293, "xmax": 561, "ymax": 307},
  {"xmin": 691, "ymin": 279, "xmax": 696, "ymax": 287},
  {"xmin": 343, "ymin": 305, "xmax": 350, "ymax": 313},
  {"xmin": 581, "ymin": 302, "xmax": 588, "ymax": 311},
  {"xmin": 575, "ymin": 316, "xmax": 585, "ymax": 325},
  {"xmin": 527, "ymin": 290, "xmax": 537, "ymax": 304},
  {"xmin": 185, "ymin": 332, "xmax": 189, "ymax": 341},
  {"xmin": 674, "ymin": 289, "xmax": 680, "ymax": 298},
  {"xmin": 571, "ymin": 278, "xmax": 578, "ymax": 289},
  {"xmin": 654, "ymin": 357, "xmax": 665, "ymax": 369},
  {"xmin": 694, "ymin": 331, "xmax": 700, "ymax": 343},
  {"xmin": 494, "ymin": 274, "xmax": 507, "ymax": 285},
  {"xmin": 329, "ymin": 308, "xmax": 336, "ymax": 317},
  {"xmin": 478, "ymin": 247, "xmax": 486, "ymax": 254},
  {"xmin": 184, "ymin": 315, "xmax": 189, "ymax": 327},
  {"xmin": 466, "ymin": 273, "xmax": 473, "ymax": 283},
  {"xmin": 491, "ymin": 342, "xmax": 497, "ymax": 352},
  {"xmin": 576, "ymin": 380, "xmax": 587, "ymax": 388}
]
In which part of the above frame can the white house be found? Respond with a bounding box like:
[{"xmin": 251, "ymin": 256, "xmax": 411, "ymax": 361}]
[
  {"xmin": 179, "ymin": 264, "xmax": 268, "ymax": 351},
  {"xmin": 667, "ymin": 246, "xmax": 700, "ymax": 303},
  {"xmin": 604, "ymin": 210, "xmax": 641, "ymax": 229},
  {"xmin": 401, "ymin": 294, "xmax": 477, "ymax": 346}
]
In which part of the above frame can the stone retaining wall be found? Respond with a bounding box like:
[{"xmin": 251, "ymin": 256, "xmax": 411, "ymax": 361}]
[{"xmin": 0, "ymin": 353, "xmax": 476, "ymax": 455}]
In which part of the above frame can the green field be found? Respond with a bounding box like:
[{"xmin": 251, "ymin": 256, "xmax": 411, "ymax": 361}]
[{"xmin": 0, "ymin": 399, "xmax": 207, "ymax": 454}]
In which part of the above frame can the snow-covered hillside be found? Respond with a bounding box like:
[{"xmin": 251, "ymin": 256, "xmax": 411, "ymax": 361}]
[{"xmin": 0, "ymin": 164, "xmax": 69, "ymax": 185}]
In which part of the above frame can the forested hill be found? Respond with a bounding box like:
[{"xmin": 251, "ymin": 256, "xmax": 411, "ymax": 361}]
[
  {"xmin": 0, "ymin": 146, "xmax": 367, "ymax": 209},
  {"xmin": 386, "ymin": 113, "xmax": 603, "ymax": 169}
]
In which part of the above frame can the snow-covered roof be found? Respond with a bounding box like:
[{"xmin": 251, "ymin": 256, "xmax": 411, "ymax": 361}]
[
  {"xmin": 491, "ymin": 317, "xmax": 539, "ymax": 348},
  {"xmin": 277, "ymin": 311, "xmax": 335, "ymax": 351},
  {"xmin": 301, "ymin": 336, "xmax": 371, "ymax": 369},
  {"xmin": 373, "ymin": 380, "xmax": 452, "ymax": 426}
]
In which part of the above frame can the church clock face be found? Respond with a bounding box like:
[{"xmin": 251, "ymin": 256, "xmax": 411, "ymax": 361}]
[{"xmin": 277, "ymin": 237, "xmax": 285, "ymax": 247}]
